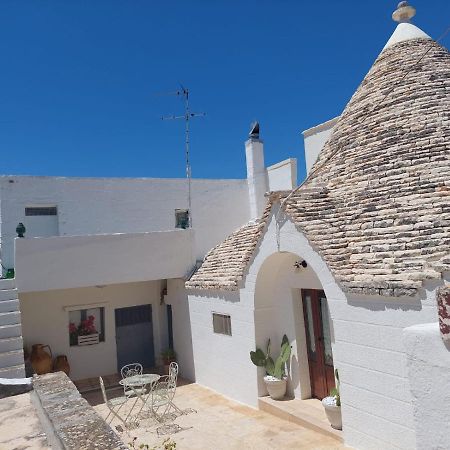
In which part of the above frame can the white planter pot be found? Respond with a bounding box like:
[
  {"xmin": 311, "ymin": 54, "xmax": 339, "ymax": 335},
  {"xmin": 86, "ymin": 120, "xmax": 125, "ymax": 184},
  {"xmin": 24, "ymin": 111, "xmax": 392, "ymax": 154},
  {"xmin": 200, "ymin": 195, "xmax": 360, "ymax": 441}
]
[
  {"xmin": 322, "ymin": 397, "xmax": 342, "ymax": 430},
  {"xmin": 264, "ymin": 376, "xmax": 287, "ymax": 400}
]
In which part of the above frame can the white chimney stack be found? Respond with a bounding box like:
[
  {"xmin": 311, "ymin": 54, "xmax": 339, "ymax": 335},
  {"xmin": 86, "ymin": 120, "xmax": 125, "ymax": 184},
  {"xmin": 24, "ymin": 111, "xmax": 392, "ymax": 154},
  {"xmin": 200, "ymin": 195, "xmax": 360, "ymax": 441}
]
[{"xmin": 245, "ymin": 122, "xmax": 268, "ymax": 219}]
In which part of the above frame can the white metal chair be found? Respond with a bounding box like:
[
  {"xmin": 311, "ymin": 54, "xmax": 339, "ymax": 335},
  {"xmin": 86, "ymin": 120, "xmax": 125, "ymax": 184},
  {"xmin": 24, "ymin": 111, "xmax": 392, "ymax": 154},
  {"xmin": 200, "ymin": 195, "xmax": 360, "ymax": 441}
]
[
  {"xmin": 121, "ymin": 363, "xmax": 145, "ymax": 398},
  {"xmin": 154, "ymin": 361, "xmax": 182, "ymax": 415},
  {"xmin": 99, "ymin": 376, "xmax": 128, "ymax": 427},
  {"xmin": 151, "ymin": 378, "xmax": 177, "ymax": 423},
  {"xmin": 168, "ymin": 361, "xmax": 178, "ymax": 382}
]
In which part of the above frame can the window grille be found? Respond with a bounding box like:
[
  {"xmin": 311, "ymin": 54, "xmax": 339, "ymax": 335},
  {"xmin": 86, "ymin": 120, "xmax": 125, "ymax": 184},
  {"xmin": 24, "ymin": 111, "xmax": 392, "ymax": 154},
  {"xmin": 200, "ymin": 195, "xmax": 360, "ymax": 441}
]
[
  {"xmin": 212, "ymin": 313, "xmax": 232, "ymax": 336},
  {"xmin": 25, "ymin": 206, "xmax": 57, "ymax": 216},
  {"xmin": 175, "ymin": 209, "xmax": 190, "ymax": 229}
]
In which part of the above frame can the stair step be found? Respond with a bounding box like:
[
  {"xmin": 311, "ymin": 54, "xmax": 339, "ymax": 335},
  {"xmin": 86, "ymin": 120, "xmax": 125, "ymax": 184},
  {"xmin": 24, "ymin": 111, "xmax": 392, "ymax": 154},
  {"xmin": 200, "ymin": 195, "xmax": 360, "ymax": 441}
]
[
  {"xmin": 0, "ymin": 363, "xmax": 25, "ymax": 379},
  {"xmin": 0, "ymin": 299, "xmax": 20, "ymax": 313},
  {"xmin": 0, "ymin": 279, "xmax": 16, "ymax": 290},
  {"xmin": 0, "ymin": 311, "xmax": 21, "ymax": 327},
  {"xmin": 0, "ymin": 336, "xmax": 23, "ymax": 353},
  {"xmin": 0, "ymin": 350, "xmax": 24, "ymax": 368},
  {"xmin": 0, "ymin": 289, "xmax": 17, "ymax": 301},
  {"xmin": 0, "ymin": 323, "xmax": 22, "ymax": 339},
  {"xmin": 258, "ymin": 397, "xmax": 343, "ymax": 443}
]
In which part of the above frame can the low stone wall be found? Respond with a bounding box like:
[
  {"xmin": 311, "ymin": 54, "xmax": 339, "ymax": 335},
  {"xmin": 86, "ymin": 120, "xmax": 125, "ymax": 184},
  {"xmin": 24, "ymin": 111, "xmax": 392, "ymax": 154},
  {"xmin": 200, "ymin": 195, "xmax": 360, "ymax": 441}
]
[{"xmin": 32, "ymin": 372, "xmax": 126, "ymax": 450}]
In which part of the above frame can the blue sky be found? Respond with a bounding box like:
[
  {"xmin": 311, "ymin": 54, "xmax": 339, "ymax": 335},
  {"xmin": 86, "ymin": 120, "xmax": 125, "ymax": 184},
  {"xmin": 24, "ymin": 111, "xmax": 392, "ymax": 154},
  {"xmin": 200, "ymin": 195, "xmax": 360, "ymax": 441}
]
[{"xmin": 1, "ymin": 1, "xmax": 448, "ymax": 182}]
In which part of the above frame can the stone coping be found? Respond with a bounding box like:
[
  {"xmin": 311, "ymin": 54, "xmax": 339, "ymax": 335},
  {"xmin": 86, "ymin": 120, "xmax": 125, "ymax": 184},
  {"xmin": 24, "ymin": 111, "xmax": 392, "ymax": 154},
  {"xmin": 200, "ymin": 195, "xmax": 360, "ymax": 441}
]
[{"xmin": 32, "ymin": 372, "xmax": 126, "ymax": 450}]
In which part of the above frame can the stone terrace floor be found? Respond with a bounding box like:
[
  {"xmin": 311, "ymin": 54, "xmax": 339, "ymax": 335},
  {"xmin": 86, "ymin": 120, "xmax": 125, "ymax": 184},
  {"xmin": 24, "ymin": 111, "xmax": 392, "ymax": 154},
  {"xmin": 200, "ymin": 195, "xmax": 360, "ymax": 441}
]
[
  {"xmin": 0, "ymin": 392, "xmax": 49, "ymax": 450},
  {"xmin": 84, "ymin": 382, "xmax": 346, "ymax": 450}
]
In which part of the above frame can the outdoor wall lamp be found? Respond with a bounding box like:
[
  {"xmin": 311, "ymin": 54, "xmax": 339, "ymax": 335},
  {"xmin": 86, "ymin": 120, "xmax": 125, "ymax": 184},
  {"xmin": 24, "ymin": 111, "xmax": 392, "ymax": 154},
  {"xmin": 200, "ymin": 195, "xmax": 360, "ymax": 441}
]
[
  {"xmin": 16, "ymin": 222, "xmax": 26, "ymax": 238},
  {"xmin": 294, "ymin": 260, "xmax": 307, "ymax": 269}
]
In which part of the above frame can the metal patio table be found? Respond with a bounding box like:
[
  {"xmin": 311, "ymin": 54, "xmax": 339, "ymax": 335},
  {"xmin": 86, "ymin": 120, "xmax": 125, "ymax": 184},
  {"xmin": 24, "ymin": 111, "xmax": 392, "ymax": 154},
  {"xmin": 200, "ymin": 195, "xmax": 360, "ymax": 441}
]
[{"xmin": 119, "ymin": 373, "xmax": 160, "ymax": 422}]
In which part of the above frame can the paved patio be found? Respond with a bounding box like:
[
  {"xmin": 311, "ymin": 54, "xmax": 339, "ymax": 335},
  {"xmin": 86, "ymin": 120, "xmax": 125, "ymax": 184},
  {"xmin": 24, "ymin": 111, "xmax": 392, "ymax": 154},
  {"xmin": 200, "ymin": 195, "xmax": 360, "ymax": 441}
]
[{"xmin": 85, "ymin": 382, "xmax": 346, "ymax": 449}]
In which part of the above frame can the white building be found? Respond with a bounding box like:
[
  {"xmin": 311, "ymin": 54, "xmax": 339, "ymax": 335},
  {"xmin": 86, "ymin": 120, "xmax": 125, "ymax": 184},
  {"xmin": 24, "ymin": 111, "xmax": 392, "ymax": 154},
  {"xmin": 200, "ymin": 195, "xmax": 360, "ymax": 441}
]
[
  {"xmin": 185, "ymin": 5, "xmax": 450, "ymax": 450},
  {"xmin": 0, "ymin": 129, "xmax": 296, "ymax": 381},
  {"xmin": 0, "ymin": 3, "xmax": 449, "ymax": 450}
]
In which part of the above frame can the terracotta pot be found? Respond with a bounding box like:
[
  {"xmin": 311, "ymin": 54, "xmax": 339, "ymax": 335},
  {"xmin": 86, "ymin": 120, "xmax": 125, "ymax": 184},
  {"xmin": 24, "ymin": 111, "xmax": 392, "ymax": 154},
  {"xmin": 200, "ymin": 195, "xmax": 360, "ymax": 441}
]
[
  {"xmin": 30, "ymin": 344, "xmax": 53, "ymax": 375},
  {"xmin": 53, "ymin": 355, "xmax": 70, "ymax": 376}
]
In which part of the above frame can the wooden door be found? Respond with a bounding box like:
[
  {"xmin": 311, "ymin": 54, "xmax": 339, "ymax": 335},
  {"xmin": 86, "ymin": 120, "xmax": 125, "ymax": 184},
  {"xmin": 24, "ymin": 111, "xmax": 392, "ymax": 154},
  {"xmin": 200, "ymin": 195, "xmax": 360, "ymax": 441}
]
[{"xmin": 302, "ymin": 289, "xmax": 335, "ymax": 400}]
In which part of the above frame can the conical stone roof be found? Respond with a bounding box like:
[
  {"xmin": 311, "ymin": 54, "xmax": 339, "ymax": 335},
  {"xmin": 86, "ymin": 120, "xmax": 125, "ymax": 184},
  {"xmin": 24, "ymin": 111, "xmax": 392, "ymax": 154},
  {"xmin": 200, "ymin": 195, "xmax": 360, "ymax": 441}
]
[{"xmin": 187, "ymin": 32, "xmax": 450, "ymax": 297}]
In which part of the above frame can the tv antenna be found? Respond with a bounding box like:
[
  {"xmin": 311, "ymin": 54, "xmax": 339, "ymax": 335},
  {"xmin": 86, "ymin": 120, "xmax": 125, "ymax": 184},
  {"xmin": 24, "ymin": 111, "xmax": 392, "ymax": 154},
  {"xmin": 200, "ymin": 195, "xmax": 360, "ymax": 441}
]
[{"xmin": 161, "ymin": 85, "xmax": 206, "ymax": 228}]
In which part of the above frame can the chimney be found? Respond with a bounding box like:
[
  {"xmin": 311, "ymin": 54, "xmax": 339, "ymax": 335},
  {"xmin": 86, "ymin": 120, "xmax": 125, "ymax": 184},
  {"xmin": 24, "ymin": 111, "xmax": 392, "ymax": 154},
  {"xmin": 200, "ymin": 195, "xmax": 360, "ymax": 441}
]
[{"xmin": 245, "ymin": 122, "xmax": 268, "ymax": 219}]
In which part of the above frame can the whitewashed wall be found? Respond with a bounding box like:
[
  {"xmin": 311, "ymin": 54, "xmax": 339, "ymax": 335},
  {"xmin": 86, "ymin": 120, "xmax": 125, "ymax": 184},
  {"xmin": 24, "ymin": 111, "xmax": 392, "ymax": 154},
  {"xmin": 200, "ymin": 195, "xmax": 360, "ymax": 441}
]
[
  {"xmin": 188, "ymin": 288, "xmax": 259, "ymax": 406},
  {"xmin": 267, "ymin": 158, "xmax": 297, "ymax": 191},
  {"xmin": 15, "ymin": 230, "xmax": 194, "ymax": 293},
  {"xmin": 302, "ymin": 117, "xmax": 338, "ymax": 175},
  {"xmin": 19, "ymin": 280, "xmax": 166, "ymax": 380},
  {"xmin": 403, "ymin": 322, "xmax": 450, "ymax": 450},
  {"xmin": 0, "ymin": 176, "xmax": 250, "ymax": 268},
  {"xmin": 165, "ymin": 278, "xmax": 196, "ymax": 382},
  {"xmin": 188, "ymin": 208, "xmax": 442, "ymax": 450}
]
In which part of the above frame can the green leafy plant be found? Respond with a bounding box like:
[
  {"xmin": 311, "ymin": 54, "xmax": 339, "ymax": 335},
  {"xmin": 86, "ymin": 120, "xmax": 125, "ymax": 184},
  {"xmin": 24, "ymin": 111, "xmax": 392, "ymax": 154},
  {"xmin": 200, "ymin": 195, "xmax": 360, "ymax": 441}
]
[
  {"xmin": 250, "ymin": 334, "xmax": 291, "ymax": 379},
  {"xmin": 160, "ymin": 348, "xmax": 176, "ymax": 364},
  {"xmin": 329, "ymin": 368, "xmax": 340, "ymax": 406}
]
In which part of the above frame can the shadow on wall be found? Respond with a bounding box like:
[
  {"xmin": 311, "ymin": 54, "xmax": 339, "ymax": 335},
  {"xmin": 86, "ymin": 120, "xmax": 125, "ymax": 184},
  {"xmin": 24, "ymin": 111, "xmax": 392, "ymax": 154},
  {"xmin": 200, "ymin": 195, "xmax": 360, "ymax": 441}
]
[
  {"xmin": 345, "ymin": 272, "xmax": 449, "ymax": 313},
  {"xmin": 289, "ymin": 353, "xmax": 300, "ymax": 394},
  {"xmin": 168, "ymin": 279, "xmax": 196, "ymax": 382},
  {"xmin": 189, "ymin": 290, "xmax": 242, "ymax": 304},
  {"xmin": 347, "ymin": 295, "xmax": 423, "ymax": 313}
]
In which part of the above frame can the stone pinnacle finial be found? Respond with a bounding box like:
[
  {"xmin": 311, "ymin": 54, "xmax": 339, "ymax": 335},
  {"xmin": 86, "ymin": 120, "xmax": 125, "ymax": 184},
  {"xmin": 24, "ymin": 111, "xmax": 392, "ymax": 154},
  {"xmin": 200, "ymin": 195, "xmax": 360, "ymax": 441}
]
[{"xmin": 392, "ymin": 1, "xmax": 416, "ymax": 23}]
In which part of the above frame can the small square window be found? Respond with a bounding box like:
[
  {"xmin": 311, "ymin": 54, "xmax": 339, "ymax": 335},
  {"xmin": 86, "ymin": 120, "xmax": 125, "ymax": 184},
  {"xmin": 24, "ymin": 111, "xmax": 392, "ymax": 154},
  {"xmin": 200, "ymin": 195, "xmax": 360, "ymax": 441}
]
[
  {"xmin": 175, "ymin": 209, "xmax": 190, "ymax": 229},
  {"xmin": 213, "ymin": 313, "xmax": 232, "ymax": 336},
  {"xmin": 69, "ymin": 307, "xmax": 105, "ymax": 346}
]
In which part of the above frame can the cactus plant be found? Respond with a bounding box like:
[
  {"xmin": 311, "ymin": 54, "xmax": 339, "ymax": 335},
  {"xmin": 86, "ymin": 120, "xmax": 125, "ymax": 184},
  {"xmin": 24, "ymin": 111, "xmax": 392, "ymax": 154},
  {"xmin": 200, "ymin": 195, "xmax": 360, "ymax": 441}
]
[
  {"xmin": 250, "ymin": 334, "xmax": 291, "ymax": 380},
  {"xmin": 329, "ymin": 368, "xmax": 340, "ymax": 406}
]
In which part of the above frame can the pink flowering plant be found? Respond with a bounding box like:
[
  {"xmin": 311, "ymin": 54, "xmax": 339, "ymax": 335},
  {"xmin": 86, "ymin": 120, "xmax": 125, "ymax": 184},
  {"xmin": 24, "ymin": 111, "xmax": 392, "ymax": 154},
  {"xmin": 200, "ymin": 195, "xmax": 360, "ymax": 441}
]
[{"xmin": 69, "ymin": 314, "xmax": 98, "ymax": 346}]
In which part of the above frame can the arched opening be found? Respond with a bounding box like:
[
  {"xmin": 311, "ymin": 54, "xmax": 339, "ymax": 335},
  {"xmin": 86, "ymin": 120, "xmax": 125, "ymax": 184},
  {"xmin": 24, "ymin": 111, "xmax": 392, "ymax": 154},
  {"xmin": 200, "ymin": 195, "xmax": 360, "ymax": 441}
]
[{"xmin": 254, "ymin": 251, "xmax": 336, "ymax": 400}]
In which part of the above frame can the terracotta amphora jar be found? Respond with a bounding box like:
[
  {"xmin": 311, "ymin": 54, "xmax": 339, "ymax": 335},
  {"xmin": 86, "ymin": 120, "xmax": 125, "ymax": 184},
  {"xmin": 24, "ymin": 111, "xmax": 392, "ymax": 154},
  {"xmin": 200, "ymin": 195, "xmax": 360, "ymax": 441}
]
[
  {"xmin": 30, "ymin": 344, "xmax": 53, "ymax": 375},
  {"xmin": 53, "ymin": 355, "xmax": 70, "ymax": 376}
]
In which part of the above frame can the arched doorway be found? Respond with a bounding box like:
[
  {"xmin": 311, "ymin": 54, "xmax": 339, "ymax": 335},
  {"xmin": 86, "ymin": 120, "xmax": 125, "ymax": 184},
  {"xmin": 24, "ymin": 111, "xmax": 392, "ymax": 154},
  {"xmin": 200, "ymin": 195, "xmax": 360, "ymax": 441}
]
[{"xmin": 253, "ymin": 251, "xmax": 336, "ymax": 400}]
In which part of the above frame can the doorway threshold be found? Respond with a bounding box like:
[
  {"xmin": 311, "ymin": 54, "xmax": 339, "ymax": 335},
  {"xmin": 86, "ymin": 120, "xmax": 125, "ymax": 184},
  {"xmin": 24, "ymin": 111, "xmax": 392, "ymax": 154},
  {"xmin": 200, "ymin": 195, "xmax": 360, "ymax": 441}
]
[{"xmin": 258, "ymin": 396, "xmax": 343, "ymax": 443}]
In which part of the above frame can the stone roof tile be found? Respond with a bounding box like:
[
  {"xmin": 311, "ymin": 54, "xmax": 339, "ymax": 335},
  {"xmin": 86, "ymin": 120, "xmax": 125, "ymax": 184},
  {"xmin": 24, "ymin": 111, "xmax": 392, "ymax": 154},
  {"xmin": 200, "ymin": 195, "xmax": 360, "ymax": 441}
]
[
  {"xmin": 187, "ymin": 38, "xmax": 450, "ymax": 297},
  {"xmin": 186, "ymin": 199, "xmax": 275, "ymax": 290}
]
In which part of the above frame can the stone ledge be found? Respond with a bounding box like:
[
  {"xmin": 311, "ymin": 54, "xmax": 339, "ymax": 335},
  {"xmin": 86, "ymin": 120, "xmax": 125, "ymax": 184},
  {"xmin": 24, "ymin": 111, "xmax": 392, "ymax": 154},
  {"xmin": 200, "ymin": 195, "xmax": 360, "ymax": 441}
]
[
  {"xmin": 258, "ymin": 395, "xmax": 343, "ymax": 443},
  {"xmin": 32, "ymin": 371, "xmax": 126, "ymax": 450}
]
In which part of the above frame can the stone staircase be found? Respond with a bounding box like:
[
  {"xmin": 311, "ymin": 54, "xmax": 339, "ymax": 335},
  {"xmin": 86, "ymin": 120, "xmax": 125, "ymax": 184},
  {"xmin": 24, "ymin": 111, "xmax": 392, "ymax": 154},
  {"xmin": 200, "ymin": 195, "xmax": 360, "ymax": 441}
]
[{"xmin": 0, "ymin": 279, "xmax": 25, "ymax": 378}]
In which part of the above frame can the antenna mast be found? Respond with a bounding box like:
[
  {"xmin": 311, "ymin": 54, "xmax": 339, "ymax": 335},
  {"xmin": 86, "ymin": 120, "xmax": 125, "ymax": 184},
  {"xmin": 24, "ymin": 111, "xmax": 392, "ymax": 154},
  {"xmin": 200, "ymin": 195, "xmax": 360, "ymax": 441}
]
[{"xmin": 161, "ymin": 86, "xmax": 205, "ymax": 228}]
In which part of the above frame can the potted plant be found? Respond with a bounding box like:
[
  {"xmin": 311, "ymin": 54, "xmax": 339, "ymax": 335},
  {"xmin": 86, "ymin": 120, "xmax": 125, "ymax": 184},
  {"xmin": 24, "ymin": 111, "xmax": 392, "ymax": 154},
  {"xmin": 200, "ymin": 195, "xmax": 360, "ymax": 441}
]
[
  {"xmin": 161, "ymin": 348, "xmax": 176, "ymax": 374},
  {"xmin": 322, "ymin": 368, "xmax": 342, "ymax": 430},
  {"xmin": 250, "ymin": 334, "xmax": 291, "ymax": 400},
  {"xmin": 69, "ymin": 315, "xmax": 100, "ymax": 346}
]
